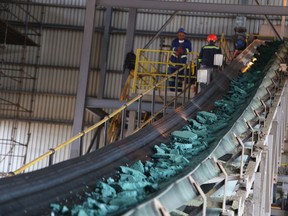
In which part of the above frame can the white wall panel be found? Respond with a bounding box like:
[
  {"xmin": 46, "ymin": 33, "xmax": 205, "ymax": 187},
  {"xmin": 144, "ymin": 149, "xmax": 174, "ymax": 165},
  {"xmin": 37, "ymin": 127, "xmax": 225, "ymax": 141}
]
[
  {"xmin": 2, "ymin": 3, "xmax": 104, "ymax": 27},
  {"xmin": 141, "ymin": 0, "xmax": 265, "ymax": 5},
  {"xmin": 33, "ymin": 94, "xmax": 75, "ymax": 120},
  {"xmin": 107, "ymin": 34, "xmax": 126, "ymax": 71},
  {"xmin": 134, "ymin": 35, "xmax": 160, "ymax": 50},
  {"xmin": 1, "ymin": 45, "xmax": 39, "ymax": 65},
  {"xmin": 112, "ymin": 10, "xmax": 128, "ymax": 30},
  {"xmin": 40, "ymin": 29, "xmax": 82, "ymax": 66},
  {"xmin": 32, "ymin": 0, "xmax": 86, "ymax": 7},
  {"xmin": 86, "ymin": 69, "xmax": 123, "ymax": 100},
  {"xmin": 104, "ymin": 72, "xmax": 122, "ymax": 99},
  {"xmin": 0, "ymin": 120, "xmax": 99, "ymax": 174},
  {"xmin": 0, "ymin": 121, "xmax": 103, "ymax": 175},
  {"xmin": 44, "ymin": 7, "xmax": 85, "ymax": 25},
  {"xmin": 86, "ymin": 69, "xmax": 99, "ymax": 97},
  {"xmin": 90, "ymin": 32, "xmax": 103, "ymax": 69},
  {"xmin": 137, "ymin": 11, "xmax": 177, "ymax": 32},
  {"xmin": 0, "ymin": 120, "xmax": 31, "ymax": 174},
  {"xmin": 43, "ymin": 7, "xmax": 104, "ymax": 27},
  {"xmin": 0, "ymin": 93, "xmax": 33, "ymax": 118},
  {"xmin": 36, "ymin": 67, "xmax": 78, "ymax": 94},
  {"xmin": 25, "ymin": 122, "xmax": 73, "ymax": 172}
]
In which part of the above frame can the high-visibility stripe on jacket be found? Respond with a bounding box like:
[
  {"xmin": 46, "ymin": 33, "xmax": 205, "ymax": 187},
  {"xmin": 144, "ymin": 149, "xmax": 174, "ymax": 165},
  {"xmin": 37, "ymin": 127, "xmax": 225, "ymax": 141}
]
[
  {"xmin": 170, "ymin": 38, "xmax": 192, "ymax": 64},
  {"xmin": 198, "ymin": 43, "xmax": 221, "ymax": 67}
]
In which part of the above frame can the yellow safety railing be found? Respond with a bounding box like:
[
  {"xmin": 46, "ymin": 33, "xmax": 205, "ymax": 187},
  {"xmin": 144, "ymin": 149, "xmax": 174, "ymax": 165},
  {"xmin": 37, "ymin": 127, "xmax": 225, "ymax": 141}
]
[
  {"xmin": 219, "ymin": 33, "xmax": 277, "ymax": 63},
  {"xmin": 219, "ymin": 33, "xmax": 233, "ymax": 62},
  {"xmin": 132, "ymin": 48, "xmax": 198, "ymax": 93},
  {"xmin": 10, "ymin": 117, "xmax": 109, "ymax": 175},
  {"xmin": 107, "ymin": 70, "xmax": 134, "ymax": 144},
  {"xmin": 251, "ymin": 34, "xmax": 276, "ymax": 41}
]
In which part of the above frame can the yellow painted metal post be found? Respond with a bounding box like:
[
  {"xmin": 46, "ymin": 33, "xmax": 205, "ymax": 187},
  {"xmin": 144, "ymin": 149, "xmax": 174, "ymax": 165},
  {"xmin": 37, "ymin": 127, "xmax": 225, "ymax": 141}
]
[{"xmin": 133, "ymin": 49, "xmax": 141, "ymax": 93}]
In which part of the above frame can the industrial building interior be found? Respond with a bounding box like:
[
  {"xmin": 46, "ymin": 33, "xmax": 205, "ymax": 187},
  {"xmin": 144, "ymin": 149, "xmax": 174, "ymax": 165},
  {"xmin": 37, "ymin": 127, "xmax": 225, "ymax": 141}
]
[{"xmin": 1, "ymin": 0, "xmax": 288, "ymax": 216}]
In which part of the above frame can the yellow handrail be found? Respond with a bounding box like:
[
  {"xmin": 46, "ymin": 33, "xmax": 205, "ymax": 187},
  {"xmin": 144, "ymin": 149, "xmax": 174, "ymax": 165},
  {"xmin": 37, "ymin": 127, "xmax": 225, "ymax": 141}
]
[
  {"xmin": 11, "ymin": 94, "xmax": 149, "ymax": 175},
  {"xmin": 220, "ymin": 33, "xmax": 233, "ymax": 62},
  {"xmin": 133, "ymin": 48, "xmax": 198, "ymax": 93}
]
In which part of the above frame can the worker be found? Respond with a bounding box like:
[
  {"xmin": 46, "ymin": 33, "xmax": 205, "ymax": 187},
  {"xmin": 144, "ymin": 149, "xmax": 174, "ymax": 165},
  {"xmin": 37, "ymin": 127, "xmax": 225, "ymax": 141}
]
[
  {"xmin": 232, "ymin": 35, "xmax": 247, "ymax": 58},
  {"xmin": 197, "ymin": 34, "xmax": 222, "ymax": 92},
  {"xmin": 232, "ymin": 26, "xmax": 247, "ymax": 59},
  {"xmin": 168, "ymin": 27, "xmax": 192, "ymax": 91},
  {"xmin": 123, "ymin": 50, "xmax": 136, "ymax": 71}
]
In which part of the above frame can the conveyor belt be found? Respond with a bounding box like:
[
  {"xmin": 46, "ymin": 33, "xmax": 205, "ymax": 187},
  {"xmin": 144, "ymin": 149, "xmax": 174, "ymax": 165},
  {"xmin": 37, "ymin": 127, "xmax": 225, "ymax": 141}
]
[{"xmin": 0, "ymin": 40, "xmax": 284, "ymax": 216}]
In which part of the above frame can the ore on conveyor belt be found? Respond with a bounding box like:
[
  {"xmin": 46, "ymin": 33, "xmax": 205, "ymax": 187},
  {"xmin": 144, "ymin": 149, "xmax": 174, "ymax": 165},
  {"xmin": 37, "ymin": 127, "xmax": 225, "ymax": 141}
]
[{"xmin": 0, "ymin": 41, "xmax": 283, "ymax": 216}]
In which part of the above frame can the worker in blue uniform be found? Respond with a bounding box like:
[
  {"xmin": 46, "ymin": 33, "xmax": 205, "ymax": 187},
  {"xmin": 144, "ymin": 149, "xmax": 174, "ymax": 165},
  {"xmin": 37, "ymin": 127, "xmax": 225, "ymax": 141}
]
[
  {"xmin": 232, "ymin": 35, "xmax": 247, "ymax": 58},
  {"xmin": 197, "ymin": 34, "xmax": 222, "ymax": 92},
  {"xmin": 168, "ymin": 27, "xmax": 192, "ymax": 91}
]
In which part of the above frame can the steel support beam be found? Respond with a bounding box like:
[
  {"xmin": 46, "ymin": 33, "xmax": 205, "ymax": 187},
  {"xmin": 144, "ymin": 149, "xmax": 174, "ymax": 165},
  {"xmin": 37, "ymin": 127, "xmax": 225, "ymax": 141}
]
[
  {"xmin": 281, "ymin": 0, "xmax": 287, "ymax": 39},
  {"xmin": 121, "ymin": 8, "xmax": 137, "ymax": 90},
  {"xmin": 98, "ymin": 7, "xmax": 112, "ymax": 98},
  {"xmin": 70, "ymin": 0, "xmax": 97, "ymax": 158},
  {"xmin": 267, "ymin": 134, "xmax": 274, "ymax": 214},
  {"xmin": 86, "ymin": 97, "xmax": 173, "ymax": 112},
  {"xmin": 255, "ymin": 0, "xmax": 282, "ymax": 41},
  {"xmin": 97, "ymin": 0, "xmax": 288, "ymax": 16}
]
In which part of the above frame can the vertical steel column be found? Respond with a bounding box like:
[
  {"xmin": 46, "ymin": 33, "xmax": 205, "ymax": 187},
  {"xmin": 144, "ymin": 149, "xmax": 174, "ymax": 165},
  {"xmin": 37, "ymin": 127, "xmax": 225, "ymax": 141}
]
[
  {"xmin": 137, "ymin": 97, "xmax": 142, "ymax": 128},
  {"xmin": 243, "ymin": 197, "xmax": 255, "ymax": 216},
  {"xmin": 98, "ymin": 7, "xmax": 112, "ymax": 98},
  {"xmin": 70, "ymin": 0, "xmax": 97, "ymax": 158},
  {"xmin": 253, "ymin": 172, "xmax": 262, "ymax": 216},
  {"xmin": 281, "ymin": 0, "xmax": 287, "ymax": 39},
  {"xmin": 281, "ymin": 88, "xmax": 288, "ymax": 155},
  {"xmin": 48, "ymin": 148, "xmax": 55, "ymax": 166},
  {"xmin": 163, "ymin": 79, "xmax": 168, "ymax": 116},
  {"xmin": 121, "ymin": 9, "xmax": 137, "ymax": 89},
  {"xmin": 266, "ymin": 134, "xmax": 274, "ymax": 214},
  {"xmin": 151, "ymin": 87, "xmax": 156, "ymax": 117},
  {"xmin": 174, "ymin": 73, "xmax": 178, "ymax": 109},
  {"xmin": 271, "ymin": 120, "xmax": 279, "ymax": 182},
  {"xmin": 260, "ymin": 150, "xmax": 269, "ymax": 215},
  {"xmin": 182, "ymin": 68, "xmax": 187, "ymax": 104},
  {"xmin": 188, "ymin": 68, "xmax": 192, "ymax": 100},
  {"xmin": 286, "ymin": 84, "xmax": 288, "ymax": 126},
  {"xmin": 120, "ymin": 107, "xmax": 127, "ymax": 139},
  {"xmin": 127, "ymin": 111, "xmax": 137, "ymax": 136}
]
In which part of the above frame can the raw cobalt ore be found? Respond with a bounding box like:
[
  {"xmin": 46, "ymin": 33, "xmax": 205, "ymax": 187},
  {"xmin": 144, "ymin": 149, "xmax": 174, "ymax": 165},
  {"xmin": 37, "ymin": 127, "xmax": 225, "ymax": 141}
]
[
  {"xmin": 171, "ymin": 130, "xmax": 198, "ymax": 142},
  {"xmin": 51, "ymin": 41, "xmax": 282, "ymax": 216}
]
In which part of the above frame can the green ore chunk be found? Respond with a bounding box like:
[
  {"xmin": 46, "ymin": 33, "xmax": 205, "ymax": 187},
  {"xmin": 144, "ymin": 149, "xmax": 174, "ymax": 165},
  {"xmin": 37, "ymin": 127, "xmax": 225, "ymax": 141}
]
[
  {"xmin": 96, "ymin": 181, "xmax": 116, "ymax": 198},
  {"xmin": 171, "ymin": 130, "xmax": 198, "ymax": 142},
  {"xmin": 109, "ymin": 191, "xmax": 138, "ymax": 206},
  {"xmin": 130, "ymin": 160, "xmax": 145, "ymax": 173},
  {"xmin": 196, "ymin": 111, "xmax": 218, "ymax": 124}
]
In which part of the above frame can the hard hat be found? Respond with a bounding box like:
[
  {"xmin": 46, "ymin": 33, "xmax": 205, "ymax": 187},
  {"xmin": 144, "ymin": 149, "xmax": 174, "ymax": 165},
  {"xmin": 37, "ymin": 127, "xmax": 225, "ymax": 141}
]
[
  {"xmin": 207, "ymin": 34, "xmax": 218, "ymax": 42},
  {"xmin": 177, "ymin": 27, "xmax": 186, "ymax": 34}
]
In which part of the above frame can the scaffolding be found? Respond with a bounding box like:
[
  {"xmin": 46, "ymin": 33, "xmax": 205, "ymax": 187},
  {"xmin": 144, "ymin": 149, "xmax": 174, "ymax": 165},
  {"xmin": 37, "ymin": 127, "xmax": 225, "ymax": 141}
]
[{"xmin": 0, "ymin": 1, "xmax": 43, "ymax": 177}]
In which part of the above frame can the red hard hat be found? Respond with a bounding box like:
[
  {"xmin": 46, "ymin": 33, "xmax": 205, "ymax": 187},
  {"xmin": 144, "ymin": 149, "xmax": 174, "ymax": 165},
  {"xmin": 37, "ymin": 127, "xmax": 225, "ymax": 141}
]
[{"xmin": 207, "ymin": 34, "xmax": 218, "ymax": 42}]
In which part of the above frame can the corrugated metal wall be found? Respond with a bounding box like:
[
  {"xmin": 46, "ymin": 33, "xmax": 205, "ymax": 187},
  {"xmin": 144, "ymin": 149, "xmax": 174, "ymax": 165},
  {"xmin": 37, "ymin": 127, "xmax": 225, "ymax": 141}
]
[{"xmin": 0, "ymin": 1, "xmax": 286, "ymax": 176}]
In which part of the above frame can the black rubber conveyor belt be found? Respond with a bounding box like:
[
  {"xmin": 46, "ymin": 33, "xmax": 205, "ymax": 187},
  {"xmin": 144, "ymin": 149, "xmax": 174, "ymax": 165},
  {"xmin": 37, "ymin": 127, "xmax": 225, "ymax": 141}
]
[{"xmin": 0, "ymin": 62, "xmax": 243, "ymax": 216}]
